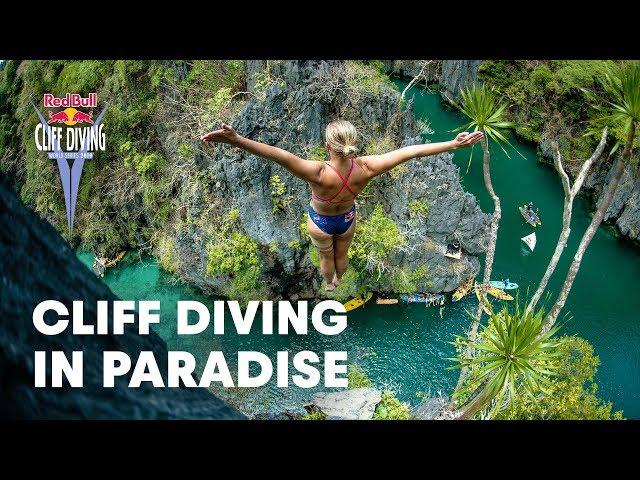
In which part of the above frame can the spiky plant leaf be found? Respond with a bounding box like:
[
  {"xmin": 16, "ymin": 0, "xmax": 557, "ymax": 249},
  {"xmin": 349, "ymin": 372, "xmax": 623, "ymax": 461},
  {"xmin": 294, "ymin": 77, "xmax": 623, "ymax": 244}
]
[
  {"xmin": 449, "ymin": 302, "xmax": 562, "ymax": 417},
  {"xmin": 451, "ymin": 83, "xmax": 523, "ymax": 172}
]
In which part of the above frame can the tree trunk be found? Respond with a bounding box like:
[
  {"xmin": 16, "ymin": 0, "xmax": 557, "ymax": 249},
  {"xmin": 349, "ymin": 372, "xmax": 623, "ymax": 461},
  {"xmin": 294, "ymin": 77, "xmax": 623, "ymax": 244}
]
[
  {"xmin": 544, "ymin": 121, "xmax": 636, "ymax": 331},
  {"xmin": 454, "ymin": 135, "xmax": 500, "ymax": 391},
  {"xmin": 526, "ymin": 128, "xmax": 608, "ymax": 315},
  {"xmin": 456, "ymin": 380, "xmax": 495, "ymax": 420},
  {"xmin": 401, "ymin": 61, "xmax": 431, "ymax": 100}
]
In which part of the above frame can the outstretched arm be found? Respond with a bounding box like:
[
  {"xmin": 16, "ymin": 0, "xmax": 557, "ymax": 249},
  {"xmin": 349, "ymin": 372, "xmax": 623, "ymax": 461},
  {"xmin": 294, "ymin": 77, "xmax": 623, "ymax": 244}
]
[
  {"xmin": 362, "ymin": 131, "xmax": 484, "ymax": 177},
  {"xmin": 201, "ymin": 124, "xmax": 323, "ymax": 184}
]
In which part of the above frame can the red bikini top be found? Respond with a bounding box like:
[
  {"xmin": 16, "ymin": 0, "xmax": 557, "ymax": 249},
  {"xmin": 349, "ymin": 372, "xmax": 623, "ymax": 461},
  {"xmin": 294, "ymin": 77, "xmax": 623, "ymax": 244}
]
[{"xmin": 311, "ymin": 159, "xmax": 357, "ymax": 204}]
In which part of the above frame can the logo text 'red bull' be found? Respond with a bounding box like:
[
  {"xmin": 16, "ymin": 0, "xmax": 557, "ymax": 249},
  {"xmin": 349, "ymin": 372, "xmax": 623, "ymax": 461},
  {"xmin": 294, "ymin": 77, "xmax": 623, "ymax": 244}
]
[
  {"xmin": 43, "ymin": 93, "xmax": 97, "ymax": 108},
  {"xmin": 33, "ymin": 92, "xmax": 107, "ymax": 237}
]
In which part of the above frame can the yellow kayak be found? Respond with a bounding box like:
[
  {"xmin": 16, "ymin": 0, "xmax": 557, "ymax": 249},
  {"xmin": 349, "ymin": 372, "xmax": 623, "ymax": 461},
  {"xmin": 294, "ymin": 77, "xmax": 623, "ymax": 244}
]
[
  {"xmin": 486, "ymin": 284, "xmax": 514, "ymax": 301},
  {"xmin": 376, "ymin": 298, "xmax": 399, "ymax": 305},
  {"xmin": 344, "ymin": 292, "xmax": 373, "ymax": 312},
  {"xmin": 475, "ymin": 287, "xmax": 493, "ymax": 315},
  {"xmin": 452, "ymin": 277, "xmax": 474, "ymax": 302},
  {"xmin": 104, "ymin": 251, "xmax": 126, "ymax": 268}
]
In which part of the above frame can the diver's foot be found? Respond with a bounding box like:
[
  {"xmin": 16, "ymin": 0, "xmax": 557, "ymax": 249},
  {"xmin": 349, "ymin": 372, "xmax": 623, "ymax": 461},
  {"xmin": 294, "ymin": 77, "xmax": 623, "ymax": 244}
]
[
  {"xmin": 325, "ymin": 281, "xmax": 337, "ymax": 292},
  {"xmin": 333, "ymin": 274, "xmax": 342, "ymax": 287}
]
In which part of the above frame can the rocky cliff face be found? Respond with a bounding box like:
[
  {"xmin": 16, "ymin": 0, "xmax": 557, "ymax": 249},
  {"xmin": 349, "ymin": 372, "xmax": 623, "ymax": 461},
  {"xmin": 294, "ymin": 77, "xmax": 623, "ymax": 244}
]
[
  {"xmin": 0, "ymin": 175, "xmax": 243, "ymax": 419},
  {"xmin": 585, "ymin": 157, "xmax": 640, "ymax": 242},
  {"xmin": 165, "ymin": 60, "xmax": 489, "ymax": 296},
  {"xmin": 439, "ymin": 60, "xmax": 482, "ymax": 101},
  {"xmin": 538, "ymin": 137, "xmax": 640, "ymax": 244}
]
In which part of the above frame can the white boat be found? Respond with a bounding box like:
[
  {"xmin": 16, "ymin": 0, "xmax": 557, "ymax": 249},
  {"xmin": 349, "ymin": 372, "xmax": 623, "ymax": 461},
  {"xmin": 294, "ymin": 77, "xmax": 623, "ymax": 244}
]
[{"xmin": 521, "ymin": 232, "xmax": 537, "ymax": 251}]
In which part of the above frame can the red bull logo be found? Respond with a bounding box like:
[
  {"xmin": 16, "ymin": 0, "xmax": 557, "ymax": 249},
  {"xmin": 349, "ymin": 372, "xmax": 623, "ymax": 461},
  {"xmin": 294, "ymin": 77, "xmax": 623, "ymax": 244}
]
[
  {"xmin": 33, "ymin": 92, "xmax": 107, "ymax": 238},
  {"xmin": 47, "ymin": 108, "xmax": 93, "ymax": 126},
  {"xmin": 44, "ymin": 93, "xmax": 97, "ymax": 109}
]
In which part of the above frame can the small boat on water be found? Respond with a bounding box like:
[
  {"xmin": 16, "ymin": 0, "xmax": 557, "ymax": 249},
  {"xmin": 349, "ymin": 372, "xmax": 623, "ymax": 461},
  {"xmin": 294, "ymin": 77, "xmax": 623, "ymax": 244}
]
[
  {"xmin": 452, "ymin": 277, "xmax": 474, "ymax": 302},
  {"xmin": 479, "ymin": 283, "xmax": 514, "ymax": 301},
  {"xmin": 519, "ymin": 203, "xmax": 542, "ymax": 227},
  {"xmin": 401, "ymin": 293, "xmax": 445, "ymax": 306},
  {"xmin": 343, "ymin": 292, "xmax": 373, "ymax": 312},
  {"xmin": 376, "ymin": 298, "xmax": 399, "ymax": 305},
  {"xmin": 490, "ymin": 279, "xmax": 519, "ymax": 290},
  {"xmin": 521, "ymin": 232, "xmax": 537, "ymax": 251}
]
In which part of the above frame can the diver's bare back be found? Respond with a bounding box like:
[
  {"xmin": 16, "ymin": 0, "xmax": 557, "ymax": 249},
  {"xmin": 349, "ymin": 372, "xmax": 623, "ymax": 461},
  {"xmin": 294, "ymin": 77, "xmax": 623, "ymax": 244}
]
[{"xmin": 310, "ymin": 157, "xmax": 372, "ymax": 215}]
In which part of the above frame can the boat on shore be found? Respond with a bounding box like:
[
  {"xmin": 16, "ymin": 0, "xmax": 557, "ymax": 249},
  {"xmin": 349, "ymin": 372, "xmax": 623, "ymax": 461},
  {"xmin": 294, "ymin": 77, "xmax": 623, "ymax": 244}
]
[
  {"xmin": 343, "ymin": 292, "xmax": 373, "ymax": 312},
  {"xmin": 452, "ymin": 277, "xmax": 474, "ymax": 302},
  {"xmin": 376, "ymin": 298, "xmax": 399, "ymax": 305},
  {"xmin": 444, "ymin": 240, "xmax": 462, "ymax": 260}
]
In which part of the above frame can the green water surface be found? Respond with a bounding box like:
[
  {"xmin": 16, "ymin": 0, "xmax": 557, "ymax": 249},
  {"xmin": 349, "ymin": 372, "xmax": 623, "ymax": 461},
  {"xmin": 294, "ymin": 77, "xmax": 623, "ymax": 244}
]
[{"xmin": 77, "ymin": 81, "xmax": 640, "ymax": 418}]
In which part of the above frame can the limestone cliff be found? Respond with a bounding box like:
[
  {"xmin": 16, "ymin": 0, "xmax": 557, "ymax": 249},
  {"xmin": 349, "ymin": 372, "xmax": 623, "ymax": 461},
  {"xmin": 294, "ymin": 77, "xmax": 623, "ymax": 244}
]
[
  {"xmin": 164, "ymin": 60, "xmax": 489, "ymax": 296},
  {"xmin": 0, "ymin": 174, "xmax": 243, "ymax": 419}
]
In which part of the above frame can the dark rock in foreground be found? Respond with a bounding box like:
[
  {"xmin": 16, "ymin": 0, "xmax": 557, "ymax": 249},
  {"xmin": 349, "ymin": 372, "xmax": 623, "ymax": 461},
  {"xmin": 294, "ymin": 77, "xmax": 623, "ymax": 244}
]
[{"xmin": 0, "ymin": 175, "xmax": 243, "ymax": 419}]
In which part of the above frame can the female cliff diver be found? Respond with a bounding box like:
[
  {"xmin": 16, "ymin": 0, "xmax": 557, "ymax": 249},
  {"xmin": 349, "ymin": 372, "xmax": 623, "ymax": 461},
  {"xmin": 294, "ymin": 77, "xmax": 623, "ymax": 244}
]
[{"xmin": 201, "ymin": 120, "xmax": 483, "ymax": 292}]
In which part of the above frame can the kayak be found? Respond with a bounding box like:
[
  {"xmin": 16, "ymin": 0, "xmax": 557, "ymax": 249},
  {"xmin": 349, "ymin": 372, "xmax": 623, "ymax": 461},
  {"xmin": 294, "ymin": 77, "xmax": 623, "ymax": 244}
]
[
  {"xmin": 474, "ymin": 287, "xmax": 493, "ymax": 315},
  {"xmin": 376, "ymin": 298, "xmax": 399, "ymax": 305},
  {"xmin": 401, "ymin": 293, "xmax": 445, "ymax": 306},
  {"xmin": 452, "ymin": 277, "xmax": 474, "ymax": 302},
  {"xmin": 521, "ymin": 232, "xmax": 537, "ymax": 251},
  {"xmin": 484, "ymin": 284, "xmax": 514, "ymax": 301},
  {"xmin": 519, "ymin": 205, "xmax": 542, "ymax": 227},
  {"xmin": 343, "ymin": 292, "xmax": 373, "ymax": 312},
  {"xmin": 490, "ymin": 279, "xmax": 519, "ymax": 290}
]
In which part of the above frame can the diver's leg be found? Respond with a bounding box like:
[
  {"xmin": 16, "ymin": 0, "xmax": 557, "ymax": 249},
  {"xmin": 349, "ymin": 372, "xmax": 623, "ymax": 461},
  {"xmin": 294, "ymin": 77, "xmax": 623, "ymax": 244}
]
[
  {"xmin": 333, "ymin": 218, "xmax": 356, "ymax": 284},
  {"xmin": 307, "ymin": 215, "xmax": 337, "ymax": 290}
]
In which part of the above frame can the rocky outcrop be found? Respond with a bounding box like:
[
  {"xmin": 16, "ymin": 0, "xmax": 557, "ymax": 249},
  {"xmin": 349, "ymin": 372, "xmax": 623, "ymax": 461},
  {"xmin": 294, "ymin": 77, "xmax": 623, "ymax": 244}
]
[
  {"xmin": 585, "ymin": 157, "xmax": 640, "ymax": 242},
  {"xmin": 538, "ymin": 139, "xmax": 640, "ymax": 244},
  {"xmin": 439, "ymin": 60, "xmax": 482, "ymax": 102},
  {"xmin": 312, "ymin": 388, "xmax": 382, "ymax": 420},
  {"xmin": 384, "ymin": 60, "xmax": 441, "ymax": 85},
  {"xmin": 167, "ymin": 60, "xmax": 489, "ymax": 297},
  {"xmin": 368, "ymin": 148, "xmax": 487, "ymax": 292},
  {"xmin": 385, "ymin": 59, "xmax": 482, "ymax": 101},
  {"xmin": 411, "ymin": 396, "xmax": 448, "ymax": 420},
  {"xmin": 0, "ymin": 175, "xmax": 243, "ymax": 419}
]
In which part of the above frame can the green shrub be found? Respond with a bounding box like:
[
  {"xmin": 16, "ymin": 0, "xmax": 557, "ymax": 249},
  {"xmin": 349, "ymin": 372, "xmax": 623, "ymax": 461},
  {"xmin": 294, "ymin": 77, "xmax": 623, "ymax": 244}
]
[
  {"xmin": 303, "ymin": 410, "xmax": 326, "ymax": 420},
  {"xmin": 331, "ymin": 268, "xmax": 362, "ymax": 302},
  {"xmin": 495, "ymin": 336, "xmax": 624, "ymax": 420},
  {"xmin": 269, "ymin": 174, "xmax": 292, "ymax": 214},
  {"xmin": 350, "ymin": 203, "xmax": 405, "ymax": 279},
  {"xmin": 308, "ymin": 245, "xmax": 320, "ymax": 267},
  {"xmin": 389, "ymin": 265, "xmax": 430, "ymax": 294},
  {"xmin": 408, "ymin": 199, "xmax": 430, "ymax": 219},
  {"xmin": 345, "ymin": 61, "xmax": 394, "ymax": 94},
  {"xmin": 309, "ymin": 144, "xmax": 327, "ymax": 162},
  {"xmin": 287, "ymin": 239, "xmax": 301, "ymax": 250},
  {"xmin": 373, "ymin": 391, "xmax": 411, "ymax": 420},
  {"xmin": 347, "ymin": 364, "xmax": 373, "ymax": 389},
  {"xmin": 157, "ymin": 233, "xmax": 180, "ymax": 274},
  {"xmin": 206, "ymin": 209, "xmax": 263, "ymax": 303},
  {"xmin": 364, "ymin": 136, "xmax": 395, "ymax": 155}
]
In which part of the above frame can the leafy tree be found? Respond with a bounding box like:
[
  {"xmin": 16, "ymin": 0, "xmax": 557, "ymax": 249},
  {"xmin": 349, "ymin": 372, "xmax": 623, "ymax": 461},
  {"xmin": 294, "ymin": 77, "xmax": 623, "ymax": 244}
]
[
  {"xmin": 452, "ymin": 84, "xmax": 515, "ymax": 387},
  {"xmin": 546, "ymin": 61, "xmax": 640, "ymax": 330},
  {"xmin": 495, "ymin": 336, "xmax": 623, "ymax": 420},
  {"xmin": 451, "ymin": 302, "xmax": 561, "ymax": 419}
]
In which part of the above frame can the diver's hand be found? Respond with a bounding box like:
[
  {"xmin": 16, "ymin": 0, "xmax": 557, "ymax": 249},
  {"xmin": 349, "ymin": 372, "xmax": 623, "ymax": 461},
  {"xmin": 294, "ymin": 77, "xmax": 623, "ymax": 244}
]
[
  {"xmin": 201, "ymin": 123, "xmax": 239, "ymax": 144},
  {"xmin": 452, "ymin": 131, "xmax": 484, "ymax": 149}
]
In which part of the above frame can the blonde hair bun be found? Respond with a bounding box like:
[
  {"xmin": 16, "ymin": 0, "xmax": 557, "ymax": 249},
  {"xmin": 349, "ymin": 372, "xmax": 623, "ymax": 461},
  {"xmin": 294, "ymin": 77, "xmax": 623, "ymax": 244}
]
[
  {"xmin": 342, "ymin": 145, "xmax": 358, "ymax": 156},
  {"xmin": 325, "ymin": 120, "xmax": 358, "ymax": 157}
]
